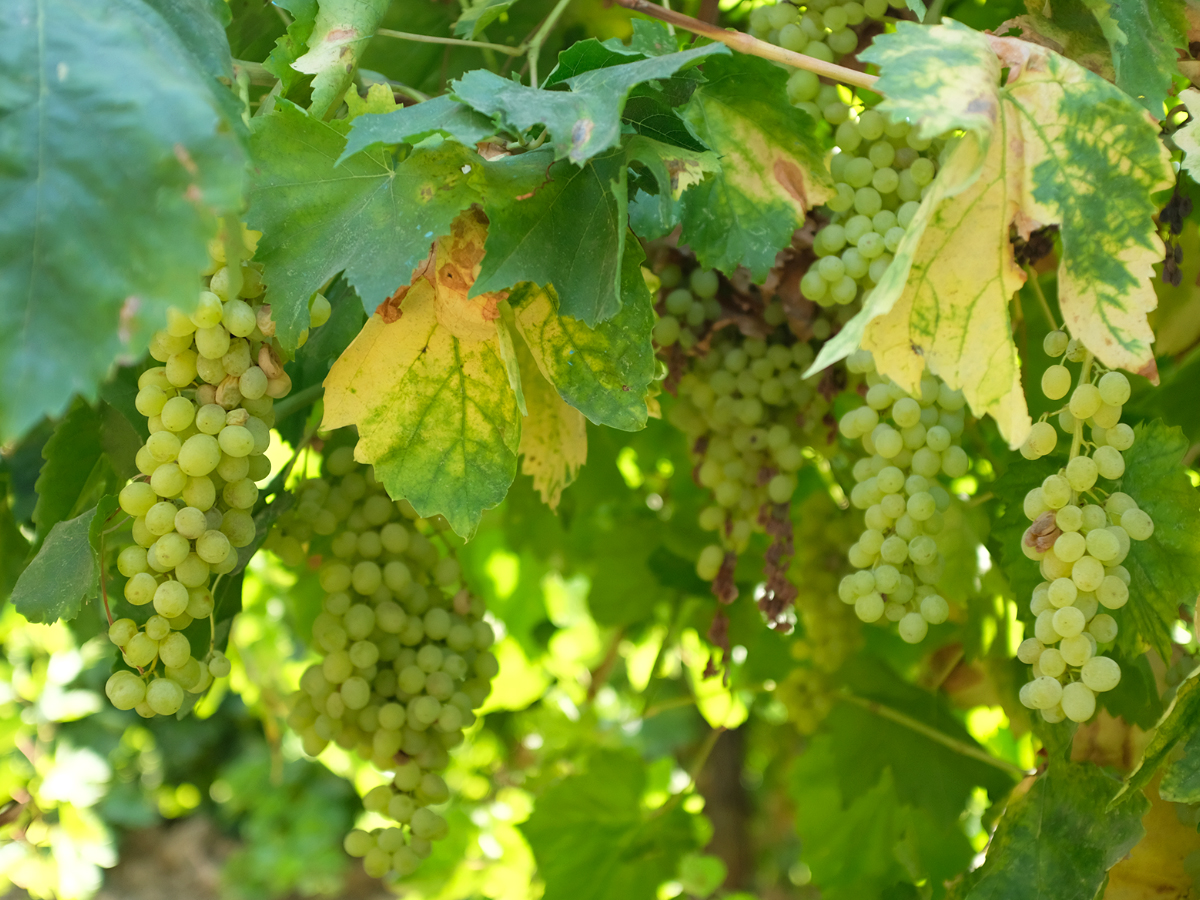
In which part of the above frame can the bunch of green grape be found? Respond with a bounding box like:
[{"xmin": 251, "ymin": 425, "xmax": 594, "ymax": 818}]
[
  {"xmin": 1014, "ymin": 330, "xmax": 1147, "ymax": 723},
  {"xmin": 657, "ymin": 264, "xmax": 846, "ymax": 622},
  {"xmin": 104, "ymin": 224, "xmax": 320, "ymax": 717},
  {"xmin": 272, "ymin": 446, "xmax": 497, "ymax": 881},
  {"xmin": 779, "ymin": 489, "xmax": 862, "ymax": 733},
  {"xmin": 835, "ymin": 350, "xmax": 969, "ymax": 643},
  {"xmin": 752, "ymin": 2, "xmax": 946, "ymax": 315}
]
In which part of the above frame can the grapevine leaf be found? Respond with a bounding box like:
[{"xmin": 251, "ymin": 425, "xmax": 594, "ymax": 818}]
[
  {"xmin": 627, "ymin": 135, "xmax": 720, "ymax": 239},
  {"xmin": 264, "ymin": 0, "xmax": 318, "ymax": 96},
  {"xmin": 450, "ymin": 43, "xmax": 728, "ymax": 165},
  {"xmin": 606, "ymin": 19, "xmax": 681, "ymax": 57},
  {"xmin": 1116, "ymin": 667, "xmax": 1200, "ymax": 803},
  {"xmin": 454, "ymin": 0, "xmax": 520, "ymax": 38},
  {"xmin": 0, "ymin": 0, "xmax": 245, "ymax": 444},
  {"xmin": 1173, "ymin": 90, "xmax": 1200, "ymax": 184},
  {"xmin": 811, "ymin": 25, "xmax": 1172, "ymax": 448},
  {"xmin": 32, "ymin": 401, "xmax": 104, "ymax": 538},
  {"xmin": 1159, "ymin": 676, "xmax": 1200, "ymax": 804},
  {"xmin": 508, "ymin": 243, "xmax": 656, "ymax": 432},
  {"xmin": 11, "ymin": 508, "xmax": 97, "ymax": 624},
  {"xmin": 520, "ymin": 749, "xmax": 698, "ymax": 900},
  {"xmin": 86, "ymin": 494, "xmax": 120, "ymax": 556},
  {"xmin": 0, "ymin": 486, "xmax": 29, "ymax": 600},
  {"xmin": 475, "ymin": 149, "xmax": 628, "ymax": 325},
  {"xmin": 514, "ymin": 335, "xmax": 586, "ymax": 510},
  {"xmin": 1104, "ymin": 781, "xmax": 1200, "ymax": 897},
  {"xmin": 322, "ymin": 211, "xmax": 521, "ymax": 538},
  {"xmin": 1095, "ymin": 0, "xmax": 1188, "ymax": 113},
  {"xmin": 955, "ymin": 754, "xmax": 1147, "ymax": 899},
  {"xmin": 141, "ymin": 0, "xmax": 234, "ymax": 80},
  {"xmin": 1115, "ymin": 421, "xmax": 1200, "ymax": 665},
  {"xmin": 340, "ymin": 95, "xmax": 500, "ymax": 162},
  {"xmin": 678, "ymin": 53, "xmax": 834, "ymax": 282},
  {"xmin": 543, "ymin": 38, "xmax": 641, "ymax": 85},
  {"xmin": 290, "ymin": 0, "xmax": 389, "ymax": 119},
  {"xmin": 247, "ymin": 101, "xmax": 483, "ymax": 348}
]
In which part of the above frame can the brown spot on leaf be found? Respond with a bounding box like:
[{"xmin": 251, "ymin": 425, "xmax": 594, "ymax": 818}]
[
  {"xmin": 173, "ymin": 144, "xmax": 198, "ymax": 175},
  {"xmin": 1137, "ymin": 356, "xmax": 1160, "ymax": 385},
  {"xmin": 773, "ymin": 159, "xmax": 809, "ymax": 210},
  {"xmin": 571, "ymin": 119, "xmax": 594, "ymax": 154}
]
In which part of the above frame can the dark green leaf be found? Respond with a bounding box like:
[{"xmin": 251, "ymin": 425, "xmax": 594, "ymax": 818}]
[
  {"xmin": 0, "ymin": 482, "xmax": 30, "ymax": 600},
  {"xmin": 1116, "ymin": 421, "xmax": 1200, "ymax": 661},
  {"xmin": 521, "ymin": 749, "xmax": 698, "ymax": 900},
  {"xmin": 12, "ymin": 508, "xmax": 97, "ymax": 624},
  {"xmin": 476, "ymin": 149, "xmax": 627, "ymax": 324},
  {"xmin": 451, "ymin": 43, "xmax": 728, "ymax": 164},
  {"xmin": 0, "ymin": 0, "xmax": 245, "ymax": 443},
  {"xmin": 341, "ymin": 96, "xmax": 500, "ymax": 161},
  {"xmin": 958, "ymin": 755, "xmax": 1146, "ymax": 900},
  {"xmin": 291, "ymin": 0, "xmax": 389, "ymax": 119},
  {"xmin": 544, "ymin": 38, "xmax": 642, "ymax": 86},
  {"xmin": 623, "ymin": 82, "xmax": 708, "ymax": 152},
  {"xmin": 247, "ymin": 101, "xmax": 483, "ymax": 347},
  {"xmin": 603, "ymin": 19, "xmax": 682, "ymax": 57},
  {"xmin": 32, "ymin": 401, "xmax": 104, "ymax": 537},
  {"xmin": 99, "ymin": 402, "xmax": 144, "ymax": 483},
  {"xmin": 87, "ymin": 494, "xmax": 121, "ymax": 556},
  {"xmin": 678, "ymin": 53, "xmax": 832, "ymax": 281}
]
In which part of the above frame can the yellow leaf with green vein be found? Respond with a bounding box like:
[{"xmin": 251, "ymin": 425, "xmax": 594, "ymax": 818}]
[
  {"xmin": 322, "ymin": 211, "xmax": 520, "ymax": 537},
  {"xmin": 515, "ymin": 336, "xmax": 587, "ymax": 510},
  {"xmin": 810, "ymin": 25, "xmax": 1171, "ymax": 447}
]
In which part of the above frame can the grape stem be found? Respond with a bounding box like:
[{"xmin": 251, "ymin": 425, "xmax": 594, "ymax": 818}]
[
  {"xmin": 1068, "ymin": 351, "xmax": 1094, "ymax": 482},
  {"xmin": 612, "ymin": 0, "xmax": 879, "ymax": 90},
  {"xmin": 1023, "ymin": 265, "xmax": 1058, "ymax": 332},
  {"xmin": 650, "ymin": 725, "xmax": 726, "ymax": 818},
  {"xmin": 376, "ymin": 29, "xmax": 524, "ymax": 56},
  {"xmin": 525, "ymin": 0, "xmax": 574, "ymax": 87},
  {"xmin": 837, "ymin": 691, "xmax": 1032, "ymax": 778}
]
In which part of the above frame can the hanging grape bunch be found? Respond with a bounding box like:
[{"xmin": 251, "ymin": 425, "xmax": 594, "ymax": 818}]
[
  {"xmin": 779, "ymin": 488, "xmax": 862, "ymax": 733},
  {"xmin": 275, "ymin": 445, "xmax": 497, "ymax": 881},
  {"xmin": 1014, "ymin": 332, "xmax": 1147, "ymax": 723},
  {"xmin": 656, "ymin": 258, "xmax": 843, "ymax": 627},
  {"xmin": 835, "ymin": 350, "xmax": 969, "ymax": 643},
  {"xmin": 104, "ymin": 224, "xmax": 318, "ymax": 717}
]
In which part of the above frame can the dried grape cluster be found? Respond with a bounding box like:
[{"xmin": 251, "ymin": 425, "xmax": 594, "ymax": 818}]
[
  {"xmin": 836, "ymin": 351, "xmax": 970, "ymax": 643},
  {"xmin": 105, "ymin": 225, "xmax": 306, "ymax": 717},
  {"xmin": 1015, "ymin": 331, "xmax": 1148, "ymax": 722},
  {"xmin": 271, "ymin": 446, "xmax": 497, "ymax": 881}
]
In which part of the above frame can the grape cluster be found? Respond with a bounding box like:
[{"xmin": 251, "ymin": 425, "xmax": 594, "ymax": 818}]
[
  {"xmin": 272, "ymin": 446, "xmax": 497, "ymax": 881},
  {"xmin": 658, "ymin": 264, "xmax": 843, "ymax": 624},
  {"xmin": 779, "ymin": 489, "xmax": 861, "ymax": 732},
  {"xmin": 835, "ymin": 351, "xmax": 969, "ymax": 643},
  {"xmin": 752, "ymin": 2, "xmax": 945, "ymax": 315},
  {"xmin": 1015, "ymin": 331, "xmax": 1148, "ymax": 723},
  {"xmin": 105, "ymin": 225, "xmax": 310, "ymax": 717}
]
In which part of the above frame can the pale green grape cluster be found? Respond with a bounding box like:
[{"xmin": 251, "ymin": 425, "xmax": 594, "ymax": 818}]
[
  {"xmin": 748, "ymin": 0, "xmax": 890, "ymax": 68},
  {"xmin": 273, "ymin": 446, "xmax": 496, "ymax": 881},
  {"xmin": 752, "ymin": 2, "xmax": 944, "ymax": 314},
  {"xmin": 105, "ymin": 225, "xmax": 312, "ymax": 717},
  {"xmin": 1015, "ymin": 331, "xmax": 1148, "ymax": 723},
  {"xmin": 779, "ymin": 490, "xmax": 862, "ymax": 733},
  {"xmin": 836, "ymin": 350, "xmax": 969, "ymax": 643}
]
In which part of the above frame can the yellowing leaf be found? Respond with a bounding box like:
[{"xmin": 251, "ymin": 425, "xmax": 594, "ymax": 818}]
[
  {"xmin": 812, "ymin": 24, "xmax": 1172, "ymax": 447},
  {"xmin": 1102, "ymin": 779, "xmax": 1200, "ymax": 900},
  {"xmin": 322, "ymin": 210, "xmax": 520, "ymax": 537},
  {"xmin": 515, "ymin": 336, "xmax": 587, "ymax": 510}
]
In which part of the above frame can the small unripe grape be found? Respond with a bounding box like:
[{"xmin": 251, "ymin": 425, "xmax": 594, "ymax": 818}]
[
  {"xmin": 124, "ymin": 632, "xmax": 159, "ymax": 667},
  {"xmin": 855, "ymin": 592, "xmax": 884, "ymax": 622},
  {"xmin": 1121, "ymin": 508, "xmax": 1154, "ymax": 541},
  {"xmin": 106, "ymin": 671, "xmax": 148, "ymax": 710},
  {"xmin": 1097, "ymin": 371, "xmax": 1131, "ymax": 406},
  {"xmin": 1105, "ymin": 423, "xmax": 1135, "ymax": 451},
  {"xmin": 1051, "ymin": 606, "xmax": 1085, "ymax": 638},
  {"xmin": 1041, "ymin": 474, "xmax": 1071, "ymax": 509},
  {"xmin": 1069, "ymin": 383, "xmax": 1102, "ymax": 420},
  {"xmin": 153, "ymin": 579, "xmax": 190, "ymax": 617},
  {"xmin": 1043, "ymin": 330, "xmax": 1069, "ymax": 357},
  {"xmin": 1025, "ymin": 675, "xmax": 1063, "ymax": 710},
  {"xmin": 1041, "ymin": 365, "xmax": 1071, "ymax": 400},
  {"xmin": 1088, "ymin": 613, "xmax": 1118, "ymax": 643},
  {"xmin": 919, "ymin": 594, "xmax": 948, "ymax": 624},
  {"xmin": 150, "ymin": 462, "xmax": 187, "ymax": 497},
  {"xmin": 1070, "ymin": 555, "xmax": 1104, "ymax": 592},
  {"xmin": 1059, "ymin": 633, "xmax": 1093, "ymax": 666}
]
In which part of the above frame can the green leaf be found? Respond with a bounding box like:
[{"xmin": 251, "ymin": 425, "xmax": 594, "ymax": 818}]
[
  {"xmin": 1115, "ymin": 421, "xmax": 1200, "ymax": 662},
  {"xmin": 454, "ymin": 0, "xmax": 521, "ymax": 38},
  {"xmin": 627, "ymin": 135, "xmax": 719, "ymax": 242},
  {"xmin": 290, "ymin": 0, "xmax": 389, "ymax": 119},
  {"xmin": 678, "ymin": 854, "xmax": 726, "ymax": 897},
  {"xmin": 1091, "ymin": 0, "xmax": 1187, "ymax": 113},
  {"xmin": 509, "ymin": 242, "xmax": 656, "ymax": 431},
  {"xmin": 32, "ymin": 401, "xmax": 105, "ymax": 538},
  {"xmin": 543, "ymin": 38, "xmax": 641, "ymax": 85},
  {"xmin": 520, "ymin": 749, "xmax": 698, "ymax": 900},
  {"xmin": 340, "ymin": 95, "xmax": 500, "ymax": 161},
  {"xmin": 264, "ymin": 0, "xmax": 318, "ymax": 96},
  {"xmin": 247, "ymin": 101, "xmax": 483, "ymax": 348},
  {"xmin": 1116, "ymin": 667, "xmax": 1200, "ymax": 803},
  {"xmin": 142, "ymin": 0, "xmax": 235, "ymax": 79},
  {"xmin": 11, "ymin": 508, "xmax": 97, "ymax": 624},
  {"xmin": 1173, "ymin": 90, "xmax": 1200, "ymax": 185},
  {"xmin": 678, "ymin": 53, "xmax": 833, "ymax": 282},
  {"xmin": 87, "ymin": 494, "xmax": 120, "ymax": 557},
  {"xmin": 604, "ymin": 19, "xmax": 681, "ymax": 57},
  {"xmin": 450, "ymin": 43, "xmax": 728, "ymax": 164},
  {"xmin": 0, "ymin": 0, "xmax": 245, "ymax": 444},
  {"xmin": 475, "ymin": 149, "xmax": 628, "ymax": 325},
  {"xmin": 1159, "ymin": 673, "xmax": 1200, "ymax": 804},
  {"xmin": 811, "ymin": 25, "xmax": 1172, "ymax": 448},
  {"xmin": 956, "ymin": 754, "xmax": 1147, "ymax": 900},
  {"xmin": 322, "ymin": 212, "xmax": 521, "ymax": 538},
  {"xmin": 0, "ymin": 482, "xmax": 31, "ymax": 600}
]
